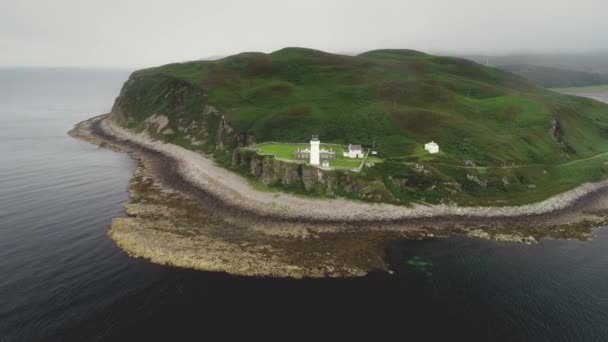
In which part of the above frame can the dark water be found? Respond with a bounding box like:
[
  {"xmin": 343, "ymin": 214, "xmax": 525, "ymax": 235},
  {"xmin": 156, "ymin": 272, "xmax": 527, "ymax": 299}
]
[{"xmin": 2, "ymin": 69, "xmax": 608, "ymax": 341}]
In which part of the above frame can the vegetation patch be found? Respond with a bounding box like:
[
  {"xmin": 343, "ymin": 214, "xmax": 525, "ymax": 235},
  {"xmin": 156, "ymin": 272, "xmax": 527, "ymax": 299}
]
[{"xmin": 110, "ymin": 47, "xmax": 608, "ymax": 206}]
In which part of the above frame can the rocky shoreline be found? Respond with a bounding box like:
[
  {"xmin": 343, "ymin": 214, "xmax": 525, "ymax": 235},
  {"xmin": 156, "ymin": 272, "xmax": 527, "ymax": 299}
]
[
  {"xmin": 99, "ymin": 115, "xmax": 608, "ymax": 221},
  {"xmin": 69, "ymin": 114, "xmax": 608, "ymax": 278}
]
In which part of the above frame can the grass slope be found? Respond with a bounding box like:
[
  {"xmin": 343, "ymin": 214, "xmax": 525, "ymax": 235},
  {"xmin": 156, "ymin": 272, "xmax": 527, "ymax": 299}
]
[
  {"xmin": 126, "ymin": 47, "xmax": 608, "ymax": 165},
  {"xmin": 112, "ymin": 47, "xmax": 608, "ymax": 206}
]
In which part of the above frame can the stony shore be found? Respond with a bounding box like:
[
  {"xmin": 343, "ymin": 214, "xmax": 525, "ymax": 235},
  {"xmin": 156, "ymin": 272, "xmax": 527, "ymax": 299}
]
[
  {"xmin": 69, "ymin": 114, "xmax": 608, "ymax": 278},
  {"xmin": 100, "ymin": 116, "xmax": 608, "ymax": 221}
]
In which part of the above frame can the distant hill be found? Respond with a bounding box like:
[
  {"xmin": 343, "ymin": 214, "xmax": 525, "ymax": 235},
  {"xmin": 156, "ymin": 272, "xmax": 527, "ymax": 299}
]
[
  {"xmin": 110, "ymin": 48, "xmax": 608, "ymax": 205},
  {"xmin": 114, "ymin": 47, "xmax": 608, "ymax": 163},
  {"xmin": 499, "ymin": 64, "xmax": 608, "ymax": 88},
  {"xmin": 465, "ymin": 52, "xmax": 608, "ymax": 73},
  {"xmin": 464, "ymin": 52, "xmax": 608, "ymax": 88}
]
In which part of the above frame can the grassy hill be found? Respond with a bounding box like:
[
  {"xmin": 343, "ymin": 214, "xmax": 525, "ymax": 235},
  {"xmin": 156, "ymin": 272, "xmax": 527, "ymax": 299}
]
[{"xmin": 111, "ymin": 47, "xmax": 608, "ymax": 206}]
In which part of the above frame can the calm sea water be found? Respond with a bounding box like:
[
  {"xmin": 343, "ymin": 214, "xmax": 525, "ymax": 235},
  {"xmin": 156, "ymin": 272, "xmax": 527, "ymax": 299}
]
[{"xmin": 1, "ymin": 69, "xmax": 608, "ymax": 341}]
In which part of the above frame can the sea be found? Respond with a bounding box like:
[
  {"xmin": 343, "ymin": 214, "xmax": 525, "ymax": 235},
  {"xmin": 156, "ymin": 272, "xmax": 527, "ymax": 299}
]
[{"xmin": 1, "ymin": 69, "xmax": 608, "ymax": 341}]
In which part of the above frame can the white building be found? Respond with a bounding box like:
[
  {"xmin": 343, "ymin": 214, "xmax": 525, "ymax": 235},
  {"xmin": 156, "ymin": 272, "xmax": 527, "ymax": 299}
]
[
  {"xmin": 424, "ymin": 141, "xmax": 439, "ymax": 154},
  {"xmin": 343, "ymin": 144, "xmax": 364, "ymax": 158},
  {"xmin": 294, "ymin": 135, "xmax": 336, "ymax": 164},
  {"xmin": 310, "ymin": 135, "xmax": 320, "ymax": 165},
  {"xmin": 322, "ymin": 160, "xmax": 330, "ymax": 168}
]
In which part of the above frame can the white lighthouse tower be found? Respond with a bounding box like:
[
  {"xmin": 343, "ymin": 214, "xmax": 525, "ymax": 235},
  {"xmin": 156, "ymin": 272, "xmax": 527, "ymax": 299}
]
[{"xmin": 310, "ymin": 134, "xmax": 320, "ymax": 165}]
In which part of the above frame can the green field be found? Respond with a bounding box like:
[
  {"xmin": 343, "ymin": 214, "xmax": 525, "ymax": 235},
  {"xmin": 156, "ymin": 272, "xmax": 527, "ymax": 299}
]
[
  {"xmin": 256, "ymin": 143, "xmax": 308, "ymax": 160},
  {"xmin": 376, "ymin": 151, "xmax": 608, "ymax": 206},
  {"xmin": 256, "ymin": 143, "xmax": 363, "ymax": 168},
  {"xmin": 111, "ymin": 47, "xmax": 608, "ymax": 206}
]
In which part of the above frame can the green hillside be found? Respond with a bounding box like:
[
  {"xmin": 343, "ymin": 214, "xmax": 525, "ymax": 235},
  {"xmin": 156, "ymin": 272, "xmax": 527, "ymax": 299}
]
[{"xmin": 111, "ymin": 47, "xmax": 608, "ymax": 206}]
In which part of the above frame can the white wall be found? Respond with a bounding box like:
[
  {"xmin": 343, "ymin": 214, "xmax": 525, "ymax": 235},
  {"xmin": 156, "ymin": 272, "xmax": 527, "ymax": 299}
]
[{"xmin": 310, "ymin": 140, "xmax": 320, "ymax": 165}]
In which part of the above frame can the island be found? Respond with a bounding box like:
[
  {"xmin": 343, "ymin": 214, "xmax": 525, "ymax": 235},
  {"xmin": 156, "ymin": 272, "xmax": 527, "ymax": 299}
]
[{"xmin": 70, "ymin": 48, "xmax": 608, "ymax": 278}]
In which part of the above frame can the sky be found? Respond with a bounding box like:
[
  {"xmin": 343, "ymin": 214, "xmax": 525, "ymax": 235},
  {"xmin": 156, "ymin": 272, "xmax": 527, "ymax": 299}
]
[{"xmin": 1, "ymin": 0, "xmax": 607, "ymax": 68}]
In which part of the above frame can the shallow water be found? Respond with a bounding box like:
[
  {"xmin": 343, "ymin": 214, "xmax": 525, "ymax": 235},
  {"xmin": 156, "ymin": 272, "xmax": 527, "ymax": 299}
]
[{"xmin": 1, "ymin": 69, "xmax": 608, "ymax": 341}]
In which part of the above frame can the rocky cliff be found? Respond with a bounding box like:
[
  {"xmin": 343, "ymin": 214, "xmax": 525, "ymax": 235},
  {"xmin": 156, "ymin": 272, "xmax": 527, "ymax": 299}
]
[
  {"xmin": 231, "ymin": 148, "xmax": 405, "ymax": 202},
  {"xmin": 110, "ymin": 73, "xmax": 242, "ymax": 157}
]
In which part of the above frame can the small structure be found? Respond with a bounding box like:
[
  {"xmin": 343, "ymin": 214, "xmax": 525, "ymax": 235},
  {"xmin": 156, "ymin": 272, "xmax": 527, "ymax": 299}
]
[
  {"xmin": 343, "ymin": 144, "xmax": 364, "ymax": 158},
  {"xmin": 310, "ymin": 135, "xmax": 320, "ymax": 165},
  {"xmin": 424, "ymin": 141, "xmax": 439, "ymax": 154},
  {"xmin": 322, "ymin": 160, "xmax": 330, "ymax": 168},
  {"xmin": 293, "ymin": 135, "xmax": 336, "ymax": 165}
]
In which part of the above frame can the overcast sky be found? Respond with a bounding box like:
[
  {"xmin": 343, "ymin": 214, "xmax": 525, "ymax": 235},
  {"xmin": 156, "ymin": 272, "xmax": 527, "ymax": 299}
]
[{"xmin": 1, "ymin": 0, "xmax": 607, "ymax": 68}]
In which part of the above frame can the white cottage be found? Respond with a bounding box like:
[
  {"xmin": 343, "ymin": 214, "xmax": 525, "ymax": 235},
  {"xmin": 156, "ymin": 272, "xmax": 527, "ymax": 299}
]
[
  {"xmin": 424, "ymin": 141, "xmax": 439, "ymax": 154},
  {"xmin": 343, "ymin": 144, "xmax": 364, "ymax": 158}
]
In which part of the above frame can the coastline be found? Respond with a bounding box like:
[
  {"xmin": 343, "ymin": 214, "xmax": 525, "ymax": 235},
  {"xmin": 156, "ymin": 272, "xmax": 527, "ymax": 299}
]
[
  {"xmin": 95, "ymin": 115, "xmax": 608, "ymax": 222},
  {"xmin": 69, "ymin": 114, "xmax": 608, "ymax": 277}
]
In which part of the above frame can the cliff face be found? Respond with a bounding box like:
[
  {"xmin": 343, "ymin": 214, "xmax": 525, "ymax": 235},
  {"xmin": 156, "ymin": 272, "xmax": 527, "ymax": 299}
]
[
  {"xmin": 110, "ymin": 73, "xmax": 243, "ymax": 156},
  {"xmin": 231, "ymin": 149, "xmax": 402, "ymax": 202}
]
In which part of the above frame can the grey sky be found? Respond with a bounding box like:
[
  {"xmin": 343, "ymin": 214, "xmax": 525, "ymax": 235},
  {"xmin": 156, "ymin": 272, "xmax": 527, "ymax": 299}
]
[{"xmin": 1, "ymin": 0, "xmax": 607, "ymax": 68}]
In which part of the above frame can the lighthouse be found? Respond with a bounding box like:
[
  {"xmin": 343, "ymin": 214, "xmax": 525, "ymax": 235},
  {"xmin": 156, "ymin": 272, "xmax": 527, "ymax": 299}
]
[{"xmin": 310, "ymin": 134, "xmax": 320, "ymax": 165}]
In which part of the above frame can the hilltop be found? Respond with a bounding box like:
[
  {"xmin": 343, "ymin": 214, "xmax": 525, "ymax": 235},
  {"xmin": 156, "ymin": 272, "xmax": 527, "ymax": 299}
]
[{"xmin": 109, "ymin": 47, "xmax": 608, "ymax": 206}]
